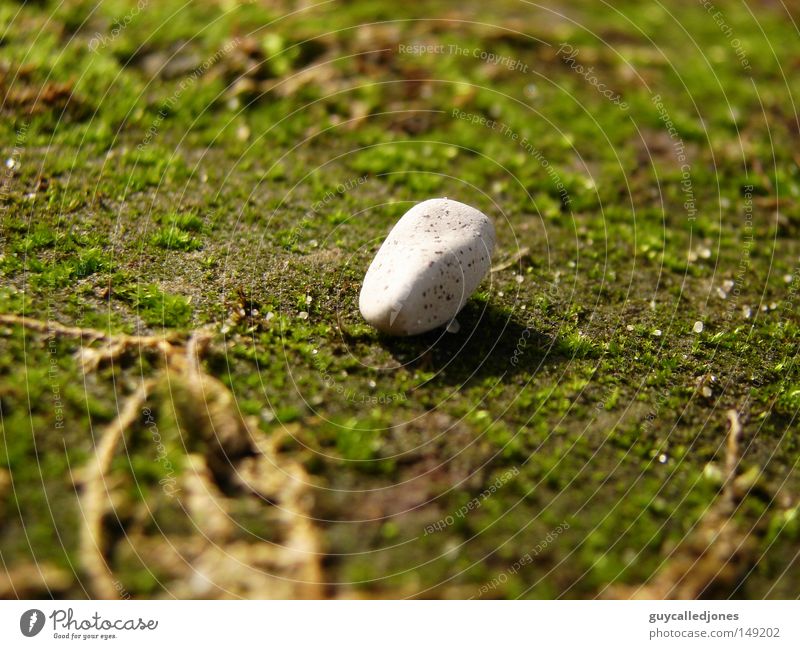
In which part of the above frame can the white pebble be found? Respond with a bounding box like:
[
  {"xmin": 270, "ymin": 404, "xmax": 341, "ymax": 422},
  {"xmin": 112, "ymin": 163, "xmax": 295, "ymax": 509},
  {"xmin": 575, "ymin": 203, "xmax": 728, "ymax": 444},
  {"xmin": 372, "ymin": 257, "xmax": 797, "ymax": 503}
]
[
  {"xmin": 359, "ymin": 198, "xmax": 495, "ymax": 336},
  {"xmin": 693, "ymin": 321, "xmax": 703, "ymax": 333}
]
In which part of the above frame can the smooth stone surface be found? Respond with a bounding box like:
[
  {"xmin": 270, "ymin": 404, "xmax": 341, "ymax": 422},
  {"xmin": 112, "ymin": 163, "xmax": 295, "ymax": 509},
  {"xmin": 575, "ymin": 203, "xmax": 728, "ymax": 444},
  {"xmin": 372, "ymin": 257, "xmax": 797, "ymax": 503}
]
[{"xmin": 359, "ymin": 198, "xmax": 495, "ymax": 336}]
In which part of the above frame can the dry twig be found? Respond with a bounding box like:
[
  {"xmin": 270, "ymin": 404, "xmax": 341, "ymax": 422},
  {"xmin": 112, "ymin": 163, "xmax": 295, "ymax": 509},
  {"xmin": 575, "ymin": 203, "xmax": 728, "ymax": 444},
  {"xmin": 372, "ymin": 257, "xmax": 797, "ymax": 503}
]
[
  {"xmin": 79, "ymin": 379, "xmax": 156, "ymax": 599},
  {"xmin": 491, "ymin": 246, "xmax": 530, "ymax": 273},
  {"xmin": 2, "ymin": 314, "xmax": 323, "ymax": 599},
  {"xmin": 609, "ymin": 409, "xmax": 755, "ymax": 599}
]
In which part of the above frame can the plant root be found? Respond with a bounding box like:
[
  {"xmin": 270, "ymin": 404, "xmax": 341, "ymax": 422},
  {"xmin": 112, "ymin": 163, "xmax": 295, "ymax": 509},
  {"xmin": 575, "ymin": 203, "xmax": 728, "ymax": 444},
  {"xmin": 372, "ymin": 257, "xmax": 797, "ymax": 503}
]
[
  {"xmin": 1, "ymin": 314, "xmax": 323, "ymax": 599},
  {"xmin": 608, "ymin": 410, "xmax": 756, "ymax": 599}
]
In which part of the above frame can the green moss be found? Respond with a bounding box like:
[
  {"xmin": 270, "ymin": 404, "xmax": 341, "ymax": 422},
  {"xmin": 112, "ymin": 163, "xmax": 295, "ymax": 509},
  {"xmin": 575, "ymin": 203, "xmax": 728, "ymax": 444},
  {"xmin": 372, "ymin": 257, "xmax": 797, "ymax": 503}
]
[
  {"xmin": 130, "ymin": 284, "xmax": 193, "ymax": 328},
  {"xmin": 1, "ymin": 0, "xmax": 799, "ymax": 599},
  {"xmin": 151, "ymin": 226, "xmax": 202, "ymax": 251}
]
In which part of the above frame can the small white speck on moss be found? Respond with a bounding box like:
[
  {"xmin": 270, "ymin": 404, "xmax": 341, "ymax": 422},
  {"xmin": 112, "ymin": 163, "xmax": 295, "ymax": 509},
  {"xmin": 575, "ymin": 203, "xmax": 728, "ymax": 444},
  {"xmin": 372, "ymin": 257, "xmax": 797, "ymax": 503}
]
[
  {"xmin": 652, "ymin": 329, "xmax": 662, "ymax": 337},
  {"xmin": 298, "ymin": 311, "xmax": 309, "ymax": 320},
  {"xmin": 703, "ymin": 463, "xmax": 723, "ymax": 483},
  {"xmin": 693, "ymin": 321, "xmax": 704, "ymax": 333}
]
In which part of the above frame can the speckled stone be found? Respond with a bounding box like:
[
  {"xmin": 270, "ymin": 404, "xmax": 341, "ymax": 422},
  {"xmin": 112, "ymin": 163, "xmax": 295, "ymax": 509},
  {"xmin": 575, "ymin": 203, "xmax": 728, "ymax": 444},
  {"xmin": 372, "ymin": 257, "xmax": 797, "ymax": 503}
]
[{"xmin": 359, "ymin": 198, "xmax": 495, "ymax": 336}]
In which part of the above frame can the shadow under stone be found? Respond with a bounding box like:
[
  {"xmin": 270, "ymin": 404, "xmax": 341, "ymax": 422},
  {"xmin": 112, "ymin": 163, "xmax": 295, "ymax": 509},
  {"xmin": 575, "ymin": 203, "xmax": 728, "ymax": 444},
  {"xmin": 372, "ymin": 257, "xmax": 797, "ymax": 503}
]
[{"xmin": 378, "ymin": 299, "xmax": 568, "ymax": 388}]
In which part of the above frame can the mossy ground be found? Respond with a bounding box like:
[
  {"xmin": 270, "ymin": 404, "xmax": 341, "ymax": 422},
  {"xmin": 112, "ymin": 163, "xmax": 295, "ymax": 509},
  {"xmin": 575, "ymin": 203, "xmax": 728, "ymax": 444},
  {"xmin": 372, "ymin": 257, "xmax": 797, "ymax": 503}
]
[{"xmin": 1, "ymin": 0, "xmax": 799, "ymax": 598}]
